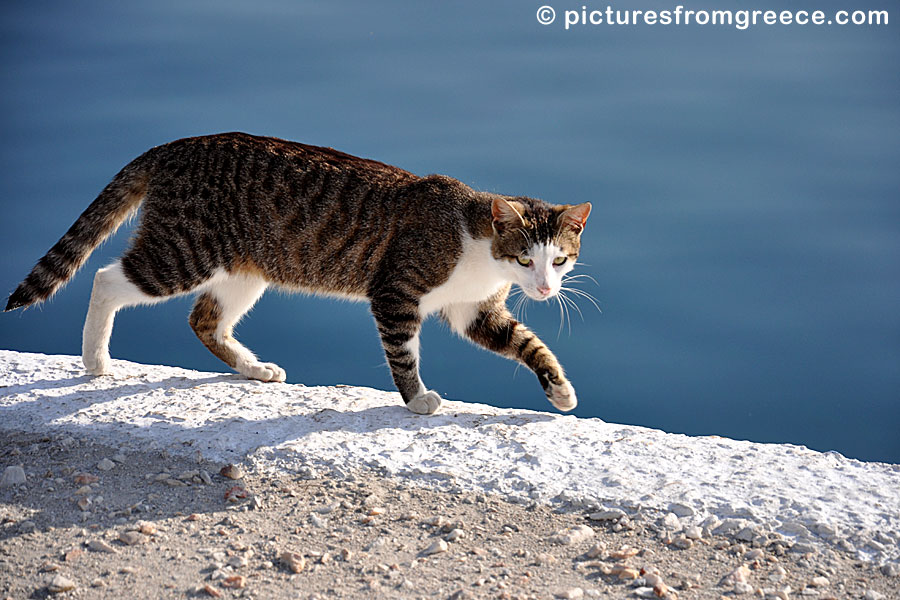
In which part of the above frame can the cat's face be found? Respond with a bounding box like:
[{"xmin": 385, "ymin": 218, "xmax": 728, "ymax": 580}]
[{"xmin": 490, "ymin": 198, "xmax": 591, "ymax": 301}]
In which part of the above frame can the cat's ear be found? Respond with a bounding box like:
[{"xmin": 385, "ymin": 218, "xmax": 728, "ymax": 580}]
[
  {"xmin": 491, "ymin": 198, "xmax": 526, "ymax": 233},
  {"xmin": 558, "ymin": 202, "xmax": 592, "ymax": 234}
]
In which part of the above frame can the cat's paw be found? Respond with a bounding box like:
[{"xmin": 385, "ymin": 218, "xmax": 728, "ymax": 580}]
[
  {"xmin": 83, "ymin": 352, "xmax": 112, "ymax": 376},
  {"xmin": 242, "ymin": 362, "xmax": 287, "ymax": 383},
  {"xmin": 546, "ymin": 379, "xmax": 577, "ymax": 412},
  {"xmin": 407, "ymin": 390, "xmax": 442, "ymax": 415}
]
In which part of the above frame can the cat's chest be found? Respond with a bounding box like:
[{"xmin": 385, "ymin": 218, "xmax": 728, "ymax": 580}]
[{"xmin": 418, "ymin": 237, "xmax": 507, "ymax": 316}]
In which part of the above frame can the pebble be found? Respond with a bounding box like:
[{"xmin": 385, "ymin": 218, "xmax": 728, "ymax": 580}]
[
  {"xmin": 609, "ymin": 546, "xmax": 640, "ymax": 559},
  {"xmin": 422, "ymin": 539, "xmax": 449, "ymax": 556},
  {"xmin": 18, "ymin": 520, "xmax": 36, "ymax": 533},
  {"xmin": 310, "ymin": 513, "xmax": 327, "ymax": 528},
  {"xmin": 202, "ymin": 583, "xmax": 222, "ymax": 597},
  {"xmin": 97, "ymin": 458, "xmax": 116, "ymax": 472},
  {"xmin": 88, "ymin": 539, "xmax": 117, "ymax": 553},
  {"xmin": 227, "ymin": 555, "xmax": 248, "ymax": 568},
  {"xmin": 47, "ymin": 574, "xmax": 76, "ymax": 594},
  {"xmin": 118, "ymin": 531, "xmax": 144, "ymax": 546},
  {"xmin": 684, "ymin": 525, "xmax": 703, "ymax": 540},
  {"xmin": 534, "ymin": 553, "xmax": 557, "ymax": 566},
  {"xmin": 671, "ymin": 535, "xmax": 692, "ymax": 550},
  {"xmin": 1, "ymin": 465, "xmax": 27, "ymax": 487},
  {"xmin": 617, "ymin": 567, "xmax": 640, "ymax": 580},
  {"xmin": 881, "ymin": 563, "xmax": 900, "ymax": 577},
  {"xmin": 863, "ymin": 591, "xmax": 884, "ymax": 600},
  {"xmin": 219, "ymin": 464, "xmax": 244, "ymax": 480},
  {"xmin": 633, "ymin": 587, "xmax": 655, "ymax": 598},
  {"xmin": 720, "ymin": 565, "xmax": 751, "ymax": 586},
  {"xmin": 445, "ymin": 528, "xmax": 465, "ymax": 542},
  {"xmin": 588, "ymin": 509, "xmax": 625, "ymax": 521},
  {"xmin": 585, "ymin": 542, "xmax": 606, "ymax": 558},
  {"xmin": 790, "ymin": 542, "xmax": 818, "ymax": 555},
  {"xmin": 280, "ymin": 550, "xmax": 307, "ymax": 573},
  {"xmin": 661, "ymin": 513, "xmax": 681, "ymax": 531},
  {"xmin": 550, "ymin": 524, "xmax": 594, "ymax": 545},
  {"xmin": 809, "ymin": 576, "xmax": 829, "ymax": 587},
  {"xmin": 554, "ymin": 587, "xmax": 584, "ymax": 599},
  {"xmin": 73, "ymin": 473, "xmax": 99, "ymax": 485},
  {"xmin": 221, "ymin": 575, "xmax": 247, "ymax": 589},
  {"xmin": 39, "ymin": 561, "xmax": 59, "ymax": 572},
  {"xmin": 733, "ymin": 582, "xmax": 754, "ymax": 595}
]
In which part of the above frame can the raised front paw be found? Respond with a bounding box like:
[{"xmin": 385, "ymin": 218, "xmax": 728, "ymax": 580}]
[
  {"xmin": 241, "ymin": 361, "xmax": 287, "ymax": 383},
  {"xmin": 407, "ymin": 390, "xmax": 442, "ymax": 415},
  {"xmin": 546, "ymin": 379, "xmax": 577, "ymax": 412}
]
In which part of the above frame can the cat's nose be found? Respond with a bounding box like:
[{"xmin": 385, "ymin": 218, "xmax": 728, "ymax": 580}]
[{"xmin": 537, "ymin": 285, "xmax": 552, "ymax": 297}]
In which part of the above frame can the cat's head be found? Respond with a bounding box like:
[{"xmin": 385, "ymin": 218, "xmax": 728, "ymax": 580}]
[{"xmin": 490, "ymin": 197, "xmax": 591, "ymax": 301}]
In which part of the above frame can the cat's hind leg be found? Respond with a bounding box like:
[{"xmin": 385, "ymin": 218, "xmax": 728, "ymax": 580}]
[
  {"xmin": 83, "ymin": 260, "xmax": 164, "ymax": 375},
  {"xmin": 189, "ymin": 272, "xmax": 284, "ymax": 382}
]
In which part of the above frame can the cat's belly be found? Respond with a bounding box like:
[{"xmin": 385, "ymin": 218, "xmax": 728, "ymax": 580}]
[{"xmin": 418, "ymin": 236, "xmax": 508, "ymax": 317}]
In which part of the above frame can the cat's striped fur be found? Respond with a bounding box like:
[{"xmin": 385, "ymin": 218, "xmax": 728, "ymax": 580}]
[{"xmin": 5, "ymin": 132, "xmax": 591, "ymax": 414}]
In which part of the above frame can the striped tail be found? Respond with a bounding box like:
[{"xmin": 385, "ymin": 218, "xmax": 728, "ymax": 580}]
[{"xmin": 5, "ymin": 157, "xmax": 151, "ymax": 311}]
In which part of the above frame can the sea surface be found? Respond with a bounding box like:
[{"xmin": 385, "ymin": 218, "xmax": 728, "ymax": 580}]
[{"xmin": 1, "ymin": 1, "xmax": 897, "ymax": 462}]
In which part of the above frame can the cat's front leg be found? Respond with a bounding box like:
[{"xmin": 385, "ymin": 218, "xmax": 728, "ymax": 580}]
[
  {"xmin": 453, "ymin": 301, "xmax": 577, "ymax": 412},
  {"xmin": 371, "ymin": 296, "xmax": 441, "ymax": 415}
]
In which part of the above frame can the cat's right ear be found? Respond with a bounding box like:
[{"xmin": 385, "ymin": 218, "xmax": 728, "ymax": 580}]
[{"xmin": 491, "ymin": 198, "xmax": 526, "ymax": 234}]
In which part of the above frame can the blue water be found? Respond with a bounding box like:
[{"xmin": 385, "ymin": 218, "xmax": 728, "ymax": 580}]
[{"xmin": 2, "ymin": 1, "xmax": 898, "ymax": 463}]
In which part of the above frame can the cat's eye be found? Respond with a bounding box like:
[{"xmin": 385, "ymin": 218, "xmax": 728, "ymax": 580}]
[
  {"xmin": 516, "ymin": 255, "xmax": 533, "ymax": 267},
  {"xmin": 553, "ymin": 256, "xmax": 567, "ymax": 266}
]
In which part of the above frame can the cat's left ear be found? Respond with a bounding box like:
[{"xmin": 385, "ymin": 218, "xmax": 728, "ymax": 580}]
[{"xmin": 558, "ymin": 202, "xmax": 592, "ymax": 234}]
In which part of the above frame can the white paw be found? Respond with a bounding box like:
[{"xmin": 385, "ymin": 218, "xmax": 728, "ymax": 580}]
[
  {"xmin": 407, "ymin": 390, "xmax": 442, "ymax": 415},
  {"xmin": 546, "ymin": 380, "xmax": 577, "ymax": 412},
  {"xmin": 83, "ymin": 352, "xmax": 112, "ymax": 376},
  {"xmin": 242, "ymin": 362, "xmax": 287, "ymax": 383}
]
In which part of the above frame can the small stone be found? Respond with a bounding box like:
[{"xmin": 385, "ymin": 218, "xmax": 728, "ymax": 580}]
[
  {"xmin": 64, "ymin": 548, "xmax": 84, "ymax": 562},
  {"xmin": 219, "ymin": 464, "xmax": 244, "ymax": 480},
  {"xmin": 661, "ymin": 513, "xmax": 681, "ymax": 531},
  {"xmin": 310, "ymin": 513, "xmax": 327, "ymax": 528},
  {"xmin": 445, "ymin": 528, "xmax": 465, "ymax": 542},
  {"xmin": 745, "ymin": 548, "xmax": 764, "ymax": 561},
  {"xmin": 18, "ymin": 519, "xmax": 36, "ymax": 533},
  {"xmin": 118, "ymin": 531, "xmax": 144, "ymax": 546},
  {"xmin": 96, "ymin": 458, "xmax": 115, "ymax": 472},
  {"xmin": 809, "ymin": 576, "xmax": 829, "ymax": 587},
  {"xmin": 585, "ymin": 542, "xmax": 606, "ymax": 558},
  {"xmin": 224, "ymin": 486, "xmax": 248, "ymax": 502},
  {"xmin": 550, "ymin": 524, "xmax": 594, "ymax": 545},
  {"xmin": 534, "ymin": 553, "xmax": 557, "ymax": 566},
  {"xmin": 39, "ymin": 561, "xmax": 60, "ymax": 572},
  {"xmin": 202, "ymin": 583, "xmax": 222, "ymax": 597},
  {"xmin": 199, "ymin": 470, "xmax": 213, "ymax": 485},
  {"xmin": 227, "ymin": 555, "xmax": 247, "ymax": 568},
  {"xmin": 47, "ymin": 575, "xmax": 76, "ymax": 594},
  {"xmin": 653, "ymin": 582, "xmax": 670, "ymax": 597},
  {"xmin": 367, "ymin": 506, "xmax": 386, "ymax": 516},
  {"xmin": 88, "ymin": 539, "xmax": 117, "ymax": 554},
  {"xmin": 684, "ymin": 526, "xmax": 703, "ymax": 540},
  {"xmin": 617, "ymin": 567, "xmax": 640, "ymax": 580},
  {"xmin": 589, "ymin": 509, "xmax": 625, "ymax": 521},
  {"xmin": 47, "ymin": 575, "xmax": 75, "ymax": 594},
  {"xmin": 720, "ymin": 565, "xmax": 751, "ymax": 586},
  {"xmin": 222, "ymin": 575, "xmax": 247, "ymax": 588},
  {"xmin": 790, "ymin": 542, "xmax": 818, "ymax": 555},
  {"xmin": 137, "ymin": 522, "xmax": 157, "ymax": 536},
  {"xmin": 74, "ymin": 471, "xmax": 99, "ymax": 484},
  {"xmin": 672, "ymin": 535, "xmax": 692, "ymax": 549},
  {"xmin": 863, "ymin": 591, "xmax": 884, "ymax": 600},
  {"xmin": 633, "ymin": 587, "xmax": 655, "ymax": 598},
  {"xmin": 280, "ymin": 550, "xmax": 306, "ymax": 573},
  {"xmin": 76, "ymin": 497, "xmax": 92, "ymax": 511},
  {"xmin": 1, "ymin": 465, "xmax": 27, "ymax": 487},
  {"xmin": 609, "ymin": 546, "xmax": 640, "ymax": 559},
  {"xmin": 422, "ymin": 539, "xmax": 449, "ymax": 556},
  {"xmin": 554, "ymin": 587, "xmax": 584, "ymax": 599},
  {"xmin": 733, "ymin": 582, "xmax": 754, "ymax": 595},
  {"xmin": 120, "ymin": 566, "xmax": 137, "ymax": 574},
  {"xmin": 341, "ymin": 548, "xmax": 352, "ymax": 561},
  {"xmin": 881, "ymin": 563, "xmax": 900, "ymax": 577}
]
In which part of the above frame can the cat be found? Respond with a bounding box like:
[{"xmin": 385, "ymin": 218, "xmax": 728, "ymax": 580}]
[{"xmin": 5, "ymin": 132, "xmax": 591, "ymax": 415}]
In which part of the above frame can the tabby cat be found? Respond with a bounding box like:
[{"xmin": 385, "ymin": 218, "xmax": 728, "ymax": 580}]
[{"xmin": 5, "ymin": 133, "xmax": 591, "ymax": 415}]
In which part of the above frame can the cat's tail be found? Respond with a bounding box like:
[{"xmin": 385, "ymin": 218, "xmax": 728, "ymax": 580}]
[{"xmin": 5, "ymin": 155, "xmax": 152, "ymax": 312}]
